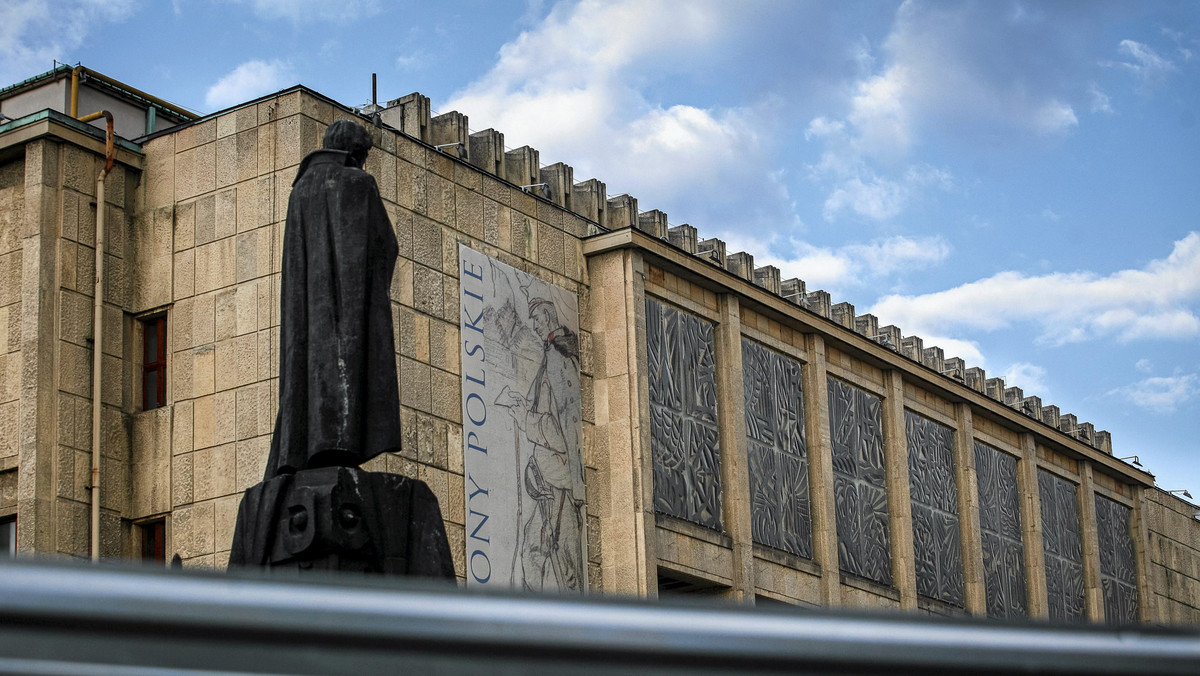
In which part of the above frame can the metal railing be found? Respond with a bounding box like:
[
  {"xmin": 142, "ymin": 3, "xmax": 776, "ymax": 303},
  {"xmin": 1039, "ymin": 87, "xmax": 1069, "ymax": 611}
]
[{"xmin": 1, "ymin": 559, "xmax": 1197, "ymax": 675}]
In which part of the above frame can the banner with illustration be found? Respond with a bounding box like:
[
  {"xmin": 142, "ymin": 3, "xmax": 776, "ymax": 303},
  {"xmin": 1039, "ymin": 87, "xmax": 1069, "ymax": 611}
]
[{"xmin": 458, "ymin": 244, "xmax": 586, "ymax": 593}]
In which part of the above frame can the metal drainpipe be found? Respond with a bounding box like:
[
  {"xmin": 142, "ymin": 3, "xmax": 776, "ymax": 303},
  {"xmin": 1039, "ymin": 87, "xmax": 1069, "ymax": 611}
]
[{"xmin": 77, "ymin": 110, "xmax": 114, "ymax": 562}]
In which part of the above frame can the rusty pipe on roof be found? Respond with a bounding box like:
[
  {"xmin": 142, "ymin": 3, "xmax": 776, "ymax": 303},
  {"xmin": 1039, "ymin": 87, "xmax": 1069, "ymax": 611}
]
[
  {"xmin": 75, "ymin": 109, "xmax": 114, "ymax": 561},
  {"xmin": 70, "ymin": 65, "xmax": 197, "ymax": 122}
]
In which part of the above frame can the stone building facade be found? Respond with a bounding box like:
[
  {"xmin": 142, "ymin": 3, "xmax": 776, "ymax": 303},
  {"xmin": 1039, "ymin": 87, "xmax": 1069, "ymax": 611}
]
[{"xmin": 0, "ymin": 67, "xmax": 1197, "ymax": 625}]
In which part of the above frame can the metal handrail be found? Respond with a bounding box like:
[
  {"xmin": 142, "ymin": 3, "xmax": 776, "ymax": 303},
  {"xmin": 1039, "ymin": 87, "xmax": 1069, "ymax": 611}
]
[{"xmin": 0, "ymin": 559, "xmax": 1197, "ymax": 675}]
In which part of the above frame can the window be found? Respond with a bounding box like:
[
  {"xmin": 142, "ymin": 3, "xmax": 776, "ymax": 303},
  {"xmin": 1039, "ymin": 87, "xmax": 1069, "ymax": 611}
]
[
  {"xmin": 142, "ymin": 316, "xmax": 167, "ymax": 410},
  {"xmin": 140, "ymin": 519, "xmax": 165, "ymax": 563},
  {"xmin": 0, "ymin": 517, "xmax": 15, "ymax": 558}
]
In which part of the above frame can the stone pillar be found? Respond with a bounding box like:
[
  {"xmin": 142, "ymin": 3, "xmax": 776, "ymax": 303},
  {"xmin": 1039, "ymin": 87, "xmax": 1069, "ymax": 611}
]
[
  {"xmin": 713, "ymin": 294, "xmax": 754, "ymax": 602},
  {"xmin": 726, "ymin": 252, "xmax": 754, "ymax": 282},
  {"xmin": 803, "ymin": 334, "xmax": 841, "ymax": 606},
  {"xmin": 539, "ymin": 163, "xmax": 573, "ymax": 210},
  {"xmin": 900, "ymin": 335, "xmax": 923, "ymax": 362},
  {"xmin": 953, "ymin": 403, "xmax": 987, "ymax": 615},
  {"xmin": 921, "ymin": 346, "xmax": 944, "ymax": 373},
  {"xmin": 430, "ymin": 111, "xmax": 469, "ymax": 159},
  {"xmin": 943, "ymin": 357, "xmax": 965, "ymax": 380},
  {"xmin": 1041, "ymin": 404, "xmax": 1061, "ymax": 429},
  {"xmin": 830, "ymin": 302, "xmax": 854, "ymax": 330},
  {"xmin": 637, "ymin": 210, "xmax": 668, "ymax": 239},
  {"xmin": 606, "ymin": 195, "xmax": 638, "ymax": 231},
  {"xmin": 964, "ymin": 367, "xmax": 985, "ymax": 393},
  {"xmin": 805, "ymin": 291, "xmax": 831, "ymax": 318},
  {"xmin": 1019, "ymin": 396, "xmax": 1042, "ymax": 420},
  {"xmin": 17, "ymin": 139, "xmax": 62, "ymax": 554},
  {"xmin": 697, "ymin": 238, "xmax": 726, "ymax": 268},
  {"xmin": 1094, "ymin": 430, "xmax": 1112, "ymax": 454},
  {"xmin": 1078, "ymin": 462, "xmax": 1105, "ymax": 622},
  {"xmin": 780, "ymin": 278, "xmax": 805, "ymax": 305},
  {"xmin": 984, "ymin": 377, "xmax": 1005, "ymax": 402},
  {"xmin": 1130, "ymin": 485, "xmax": 1156, "ymax": 623},
  {"xmin": 877, "ymin": 325, "xmax": 902, "ymax": 352},
  {"xmin": 381, "ymin": 93, "xmax": 431, "ymax": 143},
  {"xmin": 753, "ymin": 265, "xmax": 780, "ymax": 294},
  {"xmin": 667, "ymin": 224, "xmax": 697, "ymax": 253},
  {"xmin": 854, "ymin": 313, "xmax": 878, "ymax": 341},
  {"xmin": 882, "ymin": 370, "xmax": 917, "ymax": 610},
  {"xmin": 572, "ymin": 179, "xmax": 607, "ymax": 227},
  {"xmin": 504, "ymin": 146, "xmax": 540, "ymax": 192},
  {"xmin": 1017, "ymin": 433, "xmax": 1048, "ymax": 619},
  {"xmin": 585, "ymin": 248, "xmax": 656, "ymax": 596},
  {"xmin": 468, "ymin": 129, "xmax": 505, "ymax": 178},
  {"xmin": 1003, "ymin": 386, "xmax": 1024, "ymax": 408}
]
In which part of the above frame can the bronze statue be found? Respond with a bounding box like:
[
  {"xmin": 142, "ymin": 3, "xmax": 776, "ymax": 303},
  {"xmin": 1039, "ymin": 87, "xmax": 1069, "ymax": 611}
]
[
  {"xmin": 230, "ymin": 120, "xmax": 453, "ymax": 577},
  {"xmin": 268, "ymin": 120, "xmax": 401, "ymax": 476}
]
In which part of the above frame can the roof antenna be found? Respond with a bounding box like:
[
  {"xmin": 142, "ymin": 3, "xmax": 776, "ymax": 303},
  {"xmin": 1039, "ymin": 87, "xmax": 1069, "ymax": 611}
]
[{"xmin": 370, "ymin": 73, "xmax": 382, "ymax": 127}]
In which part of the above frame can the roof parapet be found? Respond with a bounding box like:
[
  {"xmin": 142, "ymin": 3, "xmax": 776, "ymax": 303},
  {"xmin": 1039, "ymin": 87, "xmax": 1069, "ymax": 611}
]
[{"xmin": 369, "ymin": 88, "xmax": 1123, "ymax": 461}]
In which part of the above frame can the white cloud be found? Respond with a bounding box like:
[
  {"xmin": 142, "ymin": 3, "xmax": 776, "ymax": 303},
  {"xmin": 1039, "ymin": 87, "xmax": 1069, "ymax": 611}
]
[
  {"xmin": 720, "ymin": 233, "xmax": 951, "ymax": 293},
  {"xmin": 869, "ymin": 232, "xmax": 1200, "ymax": 346},
  {"xmin": 803, "ymin": 2, "xmax": 1089, "ymax": 223},
  {"xmin": 227, "ymin": 0, "xmax": 380, "ymax": 23},
  {"xmin": 0, "ymin": 0, "xmax": 137, "ymax": 85},
  {"xmin": 439, "ymin": 1, "xmax": 784, "ymax": 232},
  {"xmin": 1113, "ymin": 39, "xmax": 1178, "ymax": 90},
  {"xmin": 1109, "ymin": 373, "xmax": 1199, "ymax": 415},
  {"xmin": 1002, "ymin": 362, "xmax": 1050, "ymax": 396},
  {"xmin": 204, "ymin": 60, "xmax": 294, "ymax": 110},
  {"xmin": 1088, "ymin": 83, "xmax": 1113, "ymax": 113}
]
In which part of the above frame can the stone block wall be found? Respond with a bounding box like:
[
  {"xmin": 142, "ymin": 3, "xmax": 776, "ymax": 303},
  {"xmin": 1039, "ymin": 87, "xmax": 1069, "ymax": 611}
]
[
  {"xmin": 0, "ymin": 132, "xmax": 136, "ymax": 558},
  {"xmin": 1146, "ymin": 490, "xmax": 1200, "ymax": 623},
  {"xmin": 139, "ymin": 90, "xmax": 596, "ymax": 583}
]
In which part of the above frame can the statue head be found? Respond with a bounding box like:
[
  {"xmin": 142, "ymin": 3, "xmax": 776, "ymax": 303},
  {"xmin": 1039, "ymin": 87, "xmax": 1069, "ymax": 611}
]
[{"xmin": 323, "ymin": 120, "xmax": 373, "ymax": 169}]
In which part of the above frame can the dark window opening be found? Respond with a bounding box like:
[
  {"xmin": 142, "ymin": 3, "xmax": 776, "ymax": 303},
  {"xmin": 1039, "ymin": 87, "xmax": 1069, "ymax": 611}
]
[
  {"xmin": 0, "ymin": 517, "xmax": 15, "ymax": 558},
  {"xmin": 140, "ymin": 519, "xmax": 165, "ymax": 563},
  {"xmin": 142, "ymin": 316, "xmax": 167, "ymax": 410},
  {"xmin": 657, "ymin": 570, "xmax": 727, "ymax": 597}
]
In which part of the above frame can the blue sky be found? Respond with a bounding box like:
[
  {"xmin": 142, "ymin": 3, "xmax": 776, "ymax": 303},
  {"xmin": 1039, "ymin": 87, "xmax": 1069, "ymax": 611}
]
[{"xmin": 4, "ymin": 1, "xmax": 1198, "ymax": 498}]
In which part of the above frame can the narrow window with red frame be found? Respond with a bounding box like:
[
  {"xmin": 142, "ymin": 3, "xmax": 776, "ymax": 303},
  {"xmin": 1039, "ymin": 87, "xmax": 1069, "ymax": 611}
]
[
  {"xmin": 0, "ymin": 517, "xmax": 15, "ymax": 558},
  {"xmin": 143, "ymin": 316, "xmax": 167, "ymax": 410},
  {"xmin": 140, "ymin": 519, "xmax": 165, "ymax": 563}
]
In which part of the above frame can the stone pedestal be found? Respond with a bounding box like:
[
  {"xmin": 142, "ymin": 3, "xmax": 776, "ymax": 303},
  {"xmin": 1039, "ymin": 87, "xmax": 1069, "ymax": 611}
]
[{"xmin": 229, "ymin": 466, "xmax": 454, "ymax": 578}]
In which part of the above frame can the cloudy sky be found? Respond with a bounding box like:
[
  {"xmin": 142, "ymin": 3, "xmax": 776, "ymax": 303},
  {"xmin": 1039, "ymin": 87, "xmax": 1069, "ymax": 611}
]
[{"xmin": 4, "ymin": 0, "xmax": 1198, "ymax": 497}]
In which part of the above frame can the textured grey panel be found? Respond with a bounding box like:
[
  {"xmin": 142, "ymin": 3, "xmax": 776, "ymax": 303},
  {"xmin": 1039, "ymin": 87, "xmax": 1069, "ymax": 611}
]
[
  {"xmin": 646, "ymin": 297, "xmax": 722, "ymax": 530},
  {"xmin": 827, "ymin": 378, "xmax": 891, "ymax": 586},
  {"xmin": 974, "ymin": 442, "xmax": 1027, "ymax": 619},
  {"xmin": 1095, "ymin": 495, "xmax": 1139, "ymax": 624},
  {"xmin": 743, "ymin": 339, "xmax": 811, "ymax": 558},
  {"xmin": 1038, "ymin": 470, "xmax": 1085, "ymax": 622},
  {"xmin": 906, "ymin": 412, "xmax": 964, "ymax": 606}
]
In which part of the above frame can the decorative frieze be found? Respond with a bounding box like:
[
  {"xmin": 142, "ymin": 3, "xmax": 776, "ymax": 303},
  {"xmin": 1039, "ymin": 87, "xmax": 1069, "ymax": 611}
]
[
  {"xmin": 827, "ymin": 378, "xmax": 891, "ymax": 585},
  {"xmin": 743, "ymin": 339, "xmax": 810, "ymax": 558},
  {"xmin": 645, "ymin": 297, "xmax": 722, "ymax": 530},
  {"xmin": 1038, "ymin": 470, "xmax": 1085, "ymax": 622},
  {"xmin": 1096, "ymin": 494, "xmax": 1139, "ymax": 624},
  {"xmin": 975, "ymin": 442, "xmax": 1027, "ymax": 618},
  {"xmin": 906, "ymin": 411, "xmax": 964, "ymax": 606}
]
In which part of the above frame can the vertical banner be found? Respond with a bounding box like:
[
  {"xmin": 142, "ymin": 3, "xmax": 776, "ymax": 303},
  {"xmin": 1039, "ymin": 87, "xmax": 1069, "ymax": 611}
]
[{"xmin": 458, "ymin": 244, "xmax": 586, "ymax": 593}]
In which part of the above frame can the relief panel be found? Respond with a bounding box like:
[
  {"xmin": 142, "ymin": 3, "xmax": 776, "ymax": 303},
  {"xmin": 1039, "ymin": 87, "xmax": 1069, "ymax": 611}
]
[
  {"xmin": 742, "ymin": 339, "xmax": 810, "ymax": 558},
  {"xmin": 1095, "ymin": 494, "xmax": 1139, "ymax": 624},
  {"xmin": 646, "ymin": 297, "xmax": 721, "ymax": 530},
  {"xmin": 1038, "ymin": 470, "xmax": 1085, "ymax": 622},
  {"xmin": 906, "ymin": 411, "xmax": 964, "ymax": 606},
  {"xmin": 827, "ymin": 378, "xmax": 891, "ymax": 585},
  {"xmin": 975, "ymin": 442, "xmax": 1027, "ymax": 618}
]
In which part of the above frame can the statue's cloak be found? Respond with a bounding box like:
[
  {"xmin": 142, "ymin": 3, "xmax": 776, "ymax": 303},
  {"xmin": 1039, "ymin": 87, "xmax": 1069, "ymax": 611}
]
[{"xmin": 265, "ymin": 149, "xmax": 401, "ymax": 477}]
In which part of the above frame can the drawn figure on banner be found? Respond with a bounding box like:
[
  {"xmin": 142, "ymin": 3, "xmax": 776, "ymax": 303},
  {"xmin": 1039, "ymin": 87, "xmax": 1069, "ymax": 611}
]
[{"xmin": 483, "ymin": 269, "xmax": 585, "ymax": 593}]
